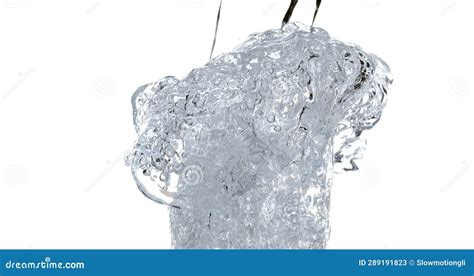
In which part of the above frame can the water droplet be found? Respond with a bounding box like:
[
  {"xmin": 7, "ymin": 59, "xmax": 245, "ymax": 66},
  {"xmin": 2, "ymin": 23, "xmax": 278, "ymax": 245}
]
[
  {"xmin": 266, "ymin": 114, "xmax": 276, "ymax": 123},
  {"xmin": 159, "ymin": 173, "xmax": 168, "ymax": 181},
  {"xmin": 227, "ymin": 125, "xmax": 236, "ymax": 133},
  {"xmin": 174, "ymin": 163, "xmax": 184, "ymax": 173},
  {"xmin": 165, "ymin": 147, "xmax": 174, "ymax": 157}
]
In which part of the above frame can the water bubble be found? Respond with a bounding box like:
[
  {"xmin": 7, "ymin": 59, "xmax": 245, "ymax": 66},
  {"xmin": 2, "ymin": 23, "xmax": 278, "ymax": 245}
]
[
  {"xmin": 173, "ymin": 163, "xmax": 184, "ymax": 173},
  {"xmin": 142, "ymin": 169, "xmax": 151, "ymax": 176},
  {"xmin": 159, "ymin": 173, "xmax": 168, "ymax": 182},
  {"xmin": 227, "ymin": 124, "xmax": 236, "ymax": 134},
  {"xmin": 266, "ymin": 114, "xmax": 276, "ymax": 123}
]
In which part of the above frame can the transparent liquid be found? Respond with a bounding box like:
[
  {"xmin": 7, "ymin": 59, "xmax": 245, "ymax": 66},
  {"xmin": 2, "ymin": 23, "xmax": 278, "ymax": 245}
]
[{"xmin": 126, "ymin": 22, "xmax": 392, "ymax": 248}]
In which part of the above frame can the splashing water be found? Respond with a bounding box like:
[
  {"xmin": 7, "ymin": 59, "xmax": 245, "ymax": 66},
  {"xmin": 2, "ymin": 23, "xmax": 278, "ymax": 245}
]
[{"xmin": 125, "ymin": 22, "xmax": 392, "ymax": 248}]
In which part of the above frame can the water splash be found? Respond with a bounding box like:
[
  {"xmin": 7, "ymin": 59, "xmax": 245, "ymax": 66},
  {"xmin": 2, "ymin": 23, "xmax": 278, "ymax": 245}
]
[{"xmin": 126, "ymin": 22, "xmax": 392, "ymax": 248}]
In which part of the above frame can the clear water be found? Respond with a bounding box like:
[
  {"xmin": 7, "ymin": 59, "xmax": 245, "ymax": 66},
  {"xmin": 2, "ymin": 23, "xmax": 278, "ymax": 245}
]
[{"xmin": 125, "ymin": 22, "xmax": 392, "ymax": 248}]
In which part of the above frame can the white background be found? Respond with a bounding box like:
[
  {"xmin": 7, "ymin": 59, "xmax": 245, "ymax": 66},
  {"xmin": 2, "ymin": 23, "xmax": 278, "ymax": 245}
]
[{"xmin": 0, "ymin": 0, "xmax": 473, "ymax": 249}]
